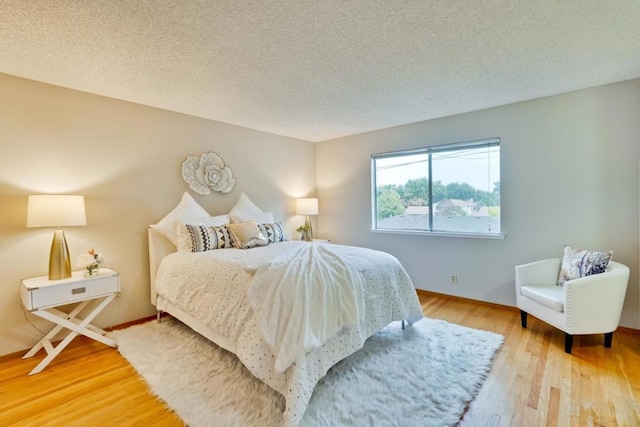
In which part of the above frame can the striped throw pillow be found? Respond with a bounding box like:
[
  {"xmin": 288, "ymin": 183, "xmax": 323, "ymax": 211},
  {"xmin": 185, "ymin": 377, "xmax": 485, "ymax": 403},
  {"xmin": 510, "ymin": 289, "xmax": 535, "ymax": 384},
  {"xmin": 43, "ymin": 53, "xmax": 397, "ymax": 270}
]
[
  {"xmin": 177, "ymin": 224, "xmax": 235, "ymax": 252},
  {"xmin": 258, "ymin": 222, "xmax": 287, "ymax": 243}
]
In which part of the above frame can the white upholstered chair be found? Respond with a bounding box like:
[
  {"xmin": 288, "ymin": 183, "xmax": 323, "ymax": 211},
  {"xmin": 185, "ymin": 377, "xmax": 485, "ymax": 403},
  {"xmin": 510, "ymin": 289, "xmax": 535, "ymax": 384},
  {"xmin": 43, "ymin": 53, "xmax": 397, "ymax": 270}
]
[{"xmin": 515, "ymin": 258, "xmax": 629, "ymax": 354}]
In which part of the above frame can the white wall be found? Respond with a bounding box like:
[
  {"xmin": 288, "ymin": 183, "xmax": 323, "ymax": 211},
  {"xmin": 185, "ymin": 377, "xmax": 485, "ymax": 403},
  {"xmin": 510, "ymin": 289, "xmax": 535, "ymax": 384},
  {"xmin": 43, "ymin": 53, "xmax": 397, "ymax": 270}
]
[
  {"xmin": 316, "ymin": 80, "xmax": 640, "ymax": 329},
  {"xmin": 0, "ymin": 73, "xmax": 316, "ymax": 356}
]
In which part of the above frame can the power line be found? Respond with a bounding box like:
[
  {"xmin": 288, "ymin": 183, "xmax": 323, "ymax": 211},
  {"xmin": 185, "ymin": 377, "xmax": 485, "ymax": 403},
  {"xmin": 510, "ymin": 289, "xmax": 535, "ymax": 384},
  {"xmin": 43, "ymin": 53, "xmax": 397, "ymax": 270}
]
[{"xmin": 377, "ymin": 148, "xmax": 499, "ymax": 171}]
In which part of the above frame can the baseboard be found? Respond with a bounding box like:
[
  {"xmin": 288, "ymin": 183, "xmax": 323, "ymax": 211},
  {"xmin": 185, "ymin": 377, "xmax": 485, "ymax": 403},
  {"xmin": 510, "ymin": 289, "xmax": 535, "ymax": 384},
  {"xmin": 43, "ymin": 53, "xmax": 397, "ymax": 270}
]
[
  {"xmin": 0, "ymin": 312, "xmax": 173, "ymax": 362},
  {"xmin": 3, "ymin": 291, "xmax": 635, "ymax": 362},
  {"xmin": 417, "ymin": 289, "xmax": 640, "ymax": 334},
  {"xmin": 416, "ymin": 289, "xmax": 515, "ymax": 311},
  {"xmin": 106, "ymin": 311, "xmax": 172, "ymax": 332}
]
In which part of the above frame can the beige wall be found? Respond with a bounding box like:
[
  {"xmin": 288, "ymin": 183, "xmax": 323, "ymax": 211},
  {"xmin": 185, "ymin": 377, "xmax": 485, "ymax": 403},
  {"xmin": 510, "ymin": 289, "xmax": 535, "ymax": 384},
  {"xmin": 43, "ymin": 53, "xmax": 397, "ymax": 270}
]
[
  {"xmin": 0, "ymin": 73, "xmax": 316, "ymax": 356},
  {"xmin": 316, "ymin": 79, "xmax": 640, "ymax": 330}
]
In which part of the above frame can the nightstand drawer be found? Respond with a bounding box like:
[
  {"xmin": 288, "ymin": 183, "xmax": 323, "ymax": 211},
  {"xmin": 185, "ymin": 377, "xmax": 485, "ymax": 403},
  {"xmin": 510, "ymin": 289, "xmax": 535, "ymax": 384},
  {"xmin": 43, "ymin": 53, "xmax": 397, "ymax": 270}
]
[{"xmin": 21, "ymin": 270, "xmax": 120, "ymax": 311}]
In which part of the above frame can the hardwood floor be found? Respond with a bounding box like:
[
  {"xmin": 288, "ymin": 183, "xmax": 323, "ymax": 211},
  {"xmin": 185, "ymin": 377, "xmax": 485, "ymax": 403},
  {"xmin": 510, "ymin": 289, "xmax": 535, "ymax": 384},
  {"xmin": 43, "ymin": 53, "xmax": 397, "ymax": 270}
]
[
  {"xmin": 421, "ymin": 292, "xmax": 640, "ymax": 427},
  {"xmin": 1, "ymin": 291, "xmax": 638, "ymax": 426}
]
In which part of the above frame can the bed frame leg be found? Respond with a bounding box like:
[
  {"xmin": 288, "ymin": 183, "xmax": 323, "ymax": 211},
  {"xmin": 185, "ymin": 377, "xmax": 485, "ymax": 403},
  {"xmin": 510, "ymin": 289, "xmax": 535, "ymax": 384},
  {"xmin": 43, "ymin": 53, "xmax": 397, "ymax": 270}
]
[
  {"xmin": 157, "ymin": 310, "xmax": 162, "ymax": 324},
  {"xmin": 402, "ymin": 320, "xmax": 405, "ymax": 330}
]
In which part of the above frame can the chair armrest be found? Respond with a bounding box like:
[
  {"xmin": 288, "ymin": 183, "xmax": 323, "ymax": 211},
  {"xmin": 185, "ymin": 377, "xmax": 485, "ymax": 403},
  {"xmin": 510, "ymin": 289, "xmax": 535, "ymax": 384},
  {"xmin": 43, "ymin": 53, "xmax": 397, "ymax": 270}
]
[
  {"xmin": 515, "ymin": 258, "xmax": 561, "ymax": 290},
  {"xmin": 564, "ymin": 262, "xmax": 630, "ymax": 334}
]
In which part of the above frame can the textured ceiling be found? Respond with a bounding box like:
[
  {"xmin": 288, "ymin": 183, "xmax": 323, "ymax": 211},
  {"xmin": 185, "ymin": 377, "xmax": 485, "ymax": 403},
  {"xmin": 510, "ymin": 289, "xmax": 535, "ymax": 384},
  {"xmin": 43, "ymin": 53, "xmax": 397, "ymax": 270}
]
[{"xmin": 1, "ymin": 1, "xmax": 639, "ymax": 142}]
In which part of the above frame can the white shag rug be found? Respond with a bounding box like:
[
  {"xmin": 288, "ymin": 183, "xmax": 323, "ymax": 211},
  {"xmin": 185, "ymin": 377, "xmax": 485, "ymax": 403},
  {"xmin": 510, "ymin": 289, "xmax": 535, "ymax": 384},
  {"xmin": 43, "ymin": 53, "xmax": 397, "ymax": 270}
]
[{"xmin": 111, "ymin": 317, "xmax": 503, "ymax": 427}]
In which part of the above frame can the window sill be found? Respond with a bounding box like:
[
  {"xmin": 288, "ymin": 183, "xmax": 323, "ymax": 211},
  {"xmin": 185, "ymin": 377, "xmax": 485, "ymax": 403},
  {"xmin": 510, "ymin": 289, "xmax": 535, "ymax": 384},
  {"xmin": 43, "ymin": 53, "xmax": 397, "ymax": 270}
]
[{"xmin": 370, "ymin": 228, "xmax": 506, "ymax": 240}]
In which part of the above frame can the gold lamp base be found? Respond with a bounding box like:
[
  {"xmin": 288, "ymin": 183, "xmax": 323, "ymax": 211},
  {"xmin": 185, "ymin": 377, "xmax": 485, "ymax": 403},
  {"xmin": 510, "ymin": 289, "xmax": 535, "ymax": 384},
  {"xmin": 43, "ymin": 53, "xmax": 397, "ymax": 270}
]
[
  {"xmin": 49, "ymin": 229, "xmax": 71, "ymax": 280},
  {"xmin": 304, "ymin": 215, "xmax": 313, "ymax": 242}
]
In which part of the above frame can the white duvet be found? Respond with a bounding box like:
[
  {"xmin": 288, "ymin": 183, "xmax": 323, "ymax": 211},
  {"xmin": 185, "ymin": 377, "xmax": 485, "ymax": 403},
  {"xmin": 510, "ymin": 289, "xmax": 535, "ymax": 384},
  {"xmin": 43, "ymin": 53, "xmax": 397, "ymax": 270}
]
[
  {"xmin": 248, "ymin": 243, "xmax": 366, "ymax": 373},
  {"xmin": 155, "ymin": 241, "xmax": 423, "ymax": 426}
]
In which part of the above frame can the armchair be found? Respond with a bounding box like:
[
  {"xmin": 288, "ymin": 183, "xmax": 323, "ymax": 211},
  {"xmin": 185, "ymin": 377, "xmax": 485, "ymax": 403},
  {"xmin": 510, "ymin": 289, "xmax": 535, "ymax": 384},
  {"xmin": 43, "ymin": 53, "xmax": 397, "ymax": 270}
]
[{"xmin": 515, "ymin": 258, "xmax": 629, "ymax": 354}]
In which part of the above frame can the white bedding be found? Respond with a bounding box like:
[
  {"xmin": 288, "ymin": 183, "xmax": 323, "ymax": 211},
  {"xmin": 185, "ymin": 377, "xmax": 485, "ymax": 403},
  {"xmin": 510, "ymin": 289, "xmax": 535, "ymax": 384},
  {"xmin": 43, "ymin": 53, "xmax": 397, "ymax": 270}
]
[
  {"xmin": 248, "ymin": 243, "xmax": 366, "ymax": 373},
  {"xmin": 155, "ymin": 241, "xmax": 423, "ymax": 426}
]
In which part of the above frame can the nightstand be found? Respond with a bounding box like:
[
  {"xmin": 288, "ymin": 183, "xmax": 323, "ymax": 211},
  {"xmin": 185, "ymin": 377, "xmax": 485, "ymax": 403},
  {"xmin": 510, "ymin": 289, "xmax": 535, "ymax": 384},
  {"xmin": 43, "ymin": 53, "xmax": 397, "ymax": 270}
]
[
  {"xmin": 21, "ymin": 268, "xmax": 120, "ymax": 375},
  {"xmin": 312, "ymin": 238, "xmax": 330, "ymax": 243}
]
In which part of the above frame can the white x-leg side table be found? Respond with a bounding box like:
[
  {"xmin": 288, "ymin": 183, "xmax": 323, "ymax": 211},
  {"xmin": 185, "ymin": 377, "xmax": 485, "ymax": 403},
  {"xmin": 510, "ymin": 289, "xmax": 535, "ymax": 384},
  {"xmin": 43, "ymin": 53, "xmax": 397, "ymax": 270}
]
[{"xmin": 21, "ymin": 269, "xmax": 120, "ymax": 375}]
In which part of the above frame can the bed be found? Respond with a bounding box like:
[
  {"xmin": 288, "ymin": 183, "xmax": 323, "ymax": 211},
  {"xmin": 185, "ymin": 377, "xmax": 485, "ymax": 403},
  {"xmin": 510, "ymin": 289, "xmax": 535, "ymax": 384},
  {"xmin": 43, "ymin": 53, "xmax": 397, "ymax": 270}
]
[{"xmin": 148, "ymin": 225, "xmax": 423, "ymax": 426}]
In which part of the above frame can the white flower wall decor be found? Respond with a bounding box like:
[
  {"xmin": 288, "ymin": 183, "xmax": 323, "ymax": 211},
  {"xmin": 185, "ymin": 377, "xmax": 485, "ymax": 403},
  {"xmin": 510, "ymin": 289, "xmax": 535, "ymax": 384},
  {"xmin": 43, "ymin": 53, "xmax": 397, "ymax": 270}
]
[{"xmin": 182, "ymin": 152, "xmax": 236, "ymax": 195}]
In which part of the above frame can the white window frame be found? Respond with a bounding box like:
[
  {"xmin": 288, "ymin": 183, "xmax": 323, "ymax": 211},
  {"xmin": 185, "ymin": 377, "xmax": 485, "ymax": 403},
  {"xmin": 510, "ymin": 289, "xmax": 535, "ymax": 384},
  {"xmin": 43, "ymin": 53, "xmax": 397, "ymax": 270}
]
[{"xmin": 371, "ymin": 138, "xmax": 504, "ymax": 239}]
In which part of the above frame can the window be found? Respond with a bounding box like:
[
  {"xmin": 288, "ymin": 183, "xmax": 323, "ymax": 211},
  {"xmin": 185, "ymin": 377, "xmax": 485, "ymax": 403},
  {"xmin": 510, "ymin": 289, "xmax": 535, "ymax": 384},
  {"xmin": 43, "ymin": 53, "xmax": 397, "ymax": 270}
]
[{"xmin": 371, "ymin": 138, "xmax": 501, "ymax": 237}]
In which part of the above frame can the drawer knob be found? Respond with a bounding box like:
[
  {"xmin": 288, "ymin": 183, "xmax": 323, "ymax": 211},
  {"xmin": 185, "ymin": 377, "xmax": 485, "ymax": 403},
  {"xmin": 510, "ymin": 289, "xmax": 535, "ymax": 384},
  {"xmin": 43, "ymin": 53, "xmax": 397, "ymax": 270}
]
[{"xmin": 71, "ymin": 287, "xmax": 86, "ymax": 295}]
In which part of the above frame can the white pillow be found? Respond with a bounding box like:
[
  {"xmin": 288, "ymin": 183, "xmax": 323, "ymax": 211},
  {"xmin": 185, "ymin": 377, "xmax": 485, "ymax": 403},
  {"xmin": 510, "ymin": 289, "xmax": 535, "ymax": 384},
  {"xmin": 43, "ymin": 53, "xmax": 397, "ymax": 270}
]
[
  {"xmin": 175, "ymin": 215, "xmax": 230, "ymax": 251},
  {"xmin": 229, "ymin": 192, "xmax": 262, "ymax": 217},
  {"xmin": 178, "ymin": 214, "xmax": 230, "ymax": 228},
  {"xmin": 229, "ymin": 193, "xmax": 274, "ymax": 223},
  {"xmin": 152, "ymin": 193, "xmax": 209, "ymax": 245},
  {"xmin": 231, "ymin": 211, "xmax": 274, "ymax": 224}
]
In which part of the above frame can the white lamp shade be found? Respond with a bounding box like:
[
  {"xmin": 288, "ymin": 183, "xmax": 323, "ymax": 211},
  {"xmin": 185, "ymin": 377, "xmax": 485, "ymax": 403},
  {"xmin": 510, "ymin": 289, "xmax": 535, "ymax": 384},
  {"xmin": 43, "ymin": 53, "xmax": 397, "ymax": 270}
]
[
  {"xmin": 296, "ymin": 198, "xmax": 318, "ymax": 216},
  {"xmin": 27, "ymin": 195, "xmax": 87, "ymax": 228}
]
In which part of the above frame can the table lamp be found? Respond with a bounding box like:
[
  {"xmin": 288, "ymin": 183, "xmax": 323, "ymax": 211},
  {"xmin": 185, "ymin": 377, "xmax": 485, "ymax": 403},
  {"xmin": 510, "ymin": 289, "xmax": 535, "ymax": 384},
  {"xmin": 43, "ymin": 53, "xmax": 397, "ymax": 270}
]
[
  {"xmin": 296, "ymin": 198, "xmax": 318, "ymax": 242},
  {"xmin": 27, "ymin": 195, "xmax": 87, "ymax": 280}
]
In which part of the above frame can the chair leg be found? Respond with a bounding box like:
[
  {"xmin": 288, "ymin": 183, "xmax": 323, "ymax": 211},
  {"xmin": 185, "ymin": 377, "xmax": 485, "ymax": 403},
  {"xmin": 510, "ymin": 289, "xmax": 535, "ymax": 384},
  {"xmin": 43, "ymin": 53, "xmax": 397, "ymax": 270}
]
[
  {"xmin": 520, "ymin": 310, "xmax": 527, "ymax": 329},
  {"xmin": 604, "ymin": 332, "xmax": 613, "ymax": 348},
  {"xmin": 564, "ymin": 333, "xmax": 573, "ymax": 354},
  {"xmin": 520, "ymin": 310, "xmax": 527, "ymax": 328}
]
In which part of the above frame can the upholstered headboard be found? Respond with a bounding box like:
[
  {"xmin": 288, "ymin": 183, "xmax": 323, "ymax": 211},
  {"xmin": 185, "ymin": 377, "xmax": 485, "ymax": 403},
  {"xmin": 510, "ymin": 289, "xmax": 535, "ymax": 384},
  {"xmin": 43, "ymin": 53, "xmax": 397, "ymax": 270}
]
[{"xmin": 148, "ymin": 226, "xmax": 177, "ymax": 306}]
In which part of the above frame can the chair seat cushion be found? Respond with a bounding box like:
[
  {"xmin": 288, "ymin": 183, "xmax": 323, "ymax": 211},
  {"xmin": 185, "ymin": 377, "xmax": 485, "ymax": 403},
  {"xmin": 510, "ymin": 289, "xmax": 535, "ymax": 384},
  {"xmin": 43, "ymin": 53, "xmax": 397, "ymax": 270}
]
[{"xmin": 521, "ymin": 285, "xmax": 564, "ymax": 312}]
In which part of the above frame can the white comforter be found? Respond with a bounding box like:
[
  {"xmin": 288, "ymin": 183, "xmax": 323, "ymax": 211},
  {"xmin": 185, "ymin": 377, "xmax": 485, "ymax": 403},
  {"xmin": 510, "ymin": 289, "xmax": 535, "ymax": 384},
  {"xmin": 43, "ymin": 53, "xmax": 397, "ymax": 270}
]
[
  {"xmin": 155, "ymin": 241, "xmax": 423, "ymax": 426},
  {"xmin": 248, "ymin": 243, "xmax": 366, "ymax": 373}
]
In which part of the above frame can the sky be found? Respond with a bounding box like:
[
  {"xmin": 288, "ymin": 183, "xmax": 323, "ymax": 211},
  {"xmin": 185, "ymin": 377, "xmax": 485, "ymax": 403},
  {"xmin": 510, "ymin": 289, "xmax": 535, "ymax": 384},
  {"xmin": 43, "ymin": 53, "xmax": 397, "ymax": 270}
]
[{"xmin": 375, "ymin": 147, "xmax": 500, "ymax": 192}]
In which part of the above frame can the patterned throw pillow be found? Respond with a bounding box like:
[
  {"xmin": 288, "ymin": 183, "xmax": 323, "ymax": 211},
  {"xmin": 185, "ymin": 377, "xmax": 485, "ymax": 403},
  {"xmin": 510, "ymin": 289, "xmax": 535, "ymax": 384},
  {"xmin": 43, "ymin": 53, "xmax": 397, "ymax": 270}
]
[
  {"xmin": 258, "ymin": 222, "xmax": 287, "ymax": 243},
  {"xmin": 177, "ymin": 224, "xmax": 235, "ymax": 252},
  {"xmin": 557, "ymin": 245, "xmax": 613, "ymax": 285}
]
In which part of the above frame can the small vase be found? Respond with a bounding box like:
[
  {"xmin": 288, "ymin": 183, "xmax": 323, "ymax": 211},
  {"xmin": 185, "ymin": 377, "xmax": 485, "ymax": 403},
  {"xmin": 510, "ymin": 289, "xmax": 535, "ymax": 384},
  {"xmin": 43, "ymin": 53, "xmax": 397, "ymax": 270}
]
[{"xmin": 84, "ymin": 267, "xmax": 100, "ymax": 278}]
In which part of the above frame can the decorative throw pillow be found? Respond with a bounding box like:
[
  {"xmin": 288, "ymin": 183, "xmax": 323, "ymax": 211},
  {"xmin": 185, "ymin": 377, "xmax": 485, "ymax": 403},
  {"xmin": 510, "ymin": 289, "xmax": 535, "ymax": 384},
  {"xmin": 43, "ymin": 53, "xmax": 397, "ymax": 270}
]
[
  {"xmin": 175, "ymin": 215, "xmax": 230, "ymax": 251},
  {"xmin": 176, "ymin": 224, "xmax": 235, "ymax": 252},
  {"xmin": 258, "ymin": 222, "xmax": 287, "ymax": 243},
  {"xmin": 228, "ymin": 193, "xmax": 274, "ymax": 224},
  {"xmin": 227, "ymin": 221, "xmax": 268, "ymax": 249},
  {"xmin": 152, "ymin": 192, "xmax": 209, "ymax": 246},
  {"xmin": 557, "ymin": 245, "xmax": 613, "ymax": 285}
]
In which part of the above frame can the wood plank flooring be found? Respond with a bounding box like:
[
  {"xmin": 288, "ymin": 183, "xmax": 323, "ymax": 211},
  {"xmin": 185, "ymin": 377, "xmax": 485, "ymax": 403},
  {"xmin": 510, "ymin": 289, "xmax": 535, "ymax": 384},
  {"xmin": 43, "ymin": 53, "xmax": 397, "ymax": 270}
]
[{"xmin": 1, "ymin": 291, "xmax": 638, "ymax": 426}]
